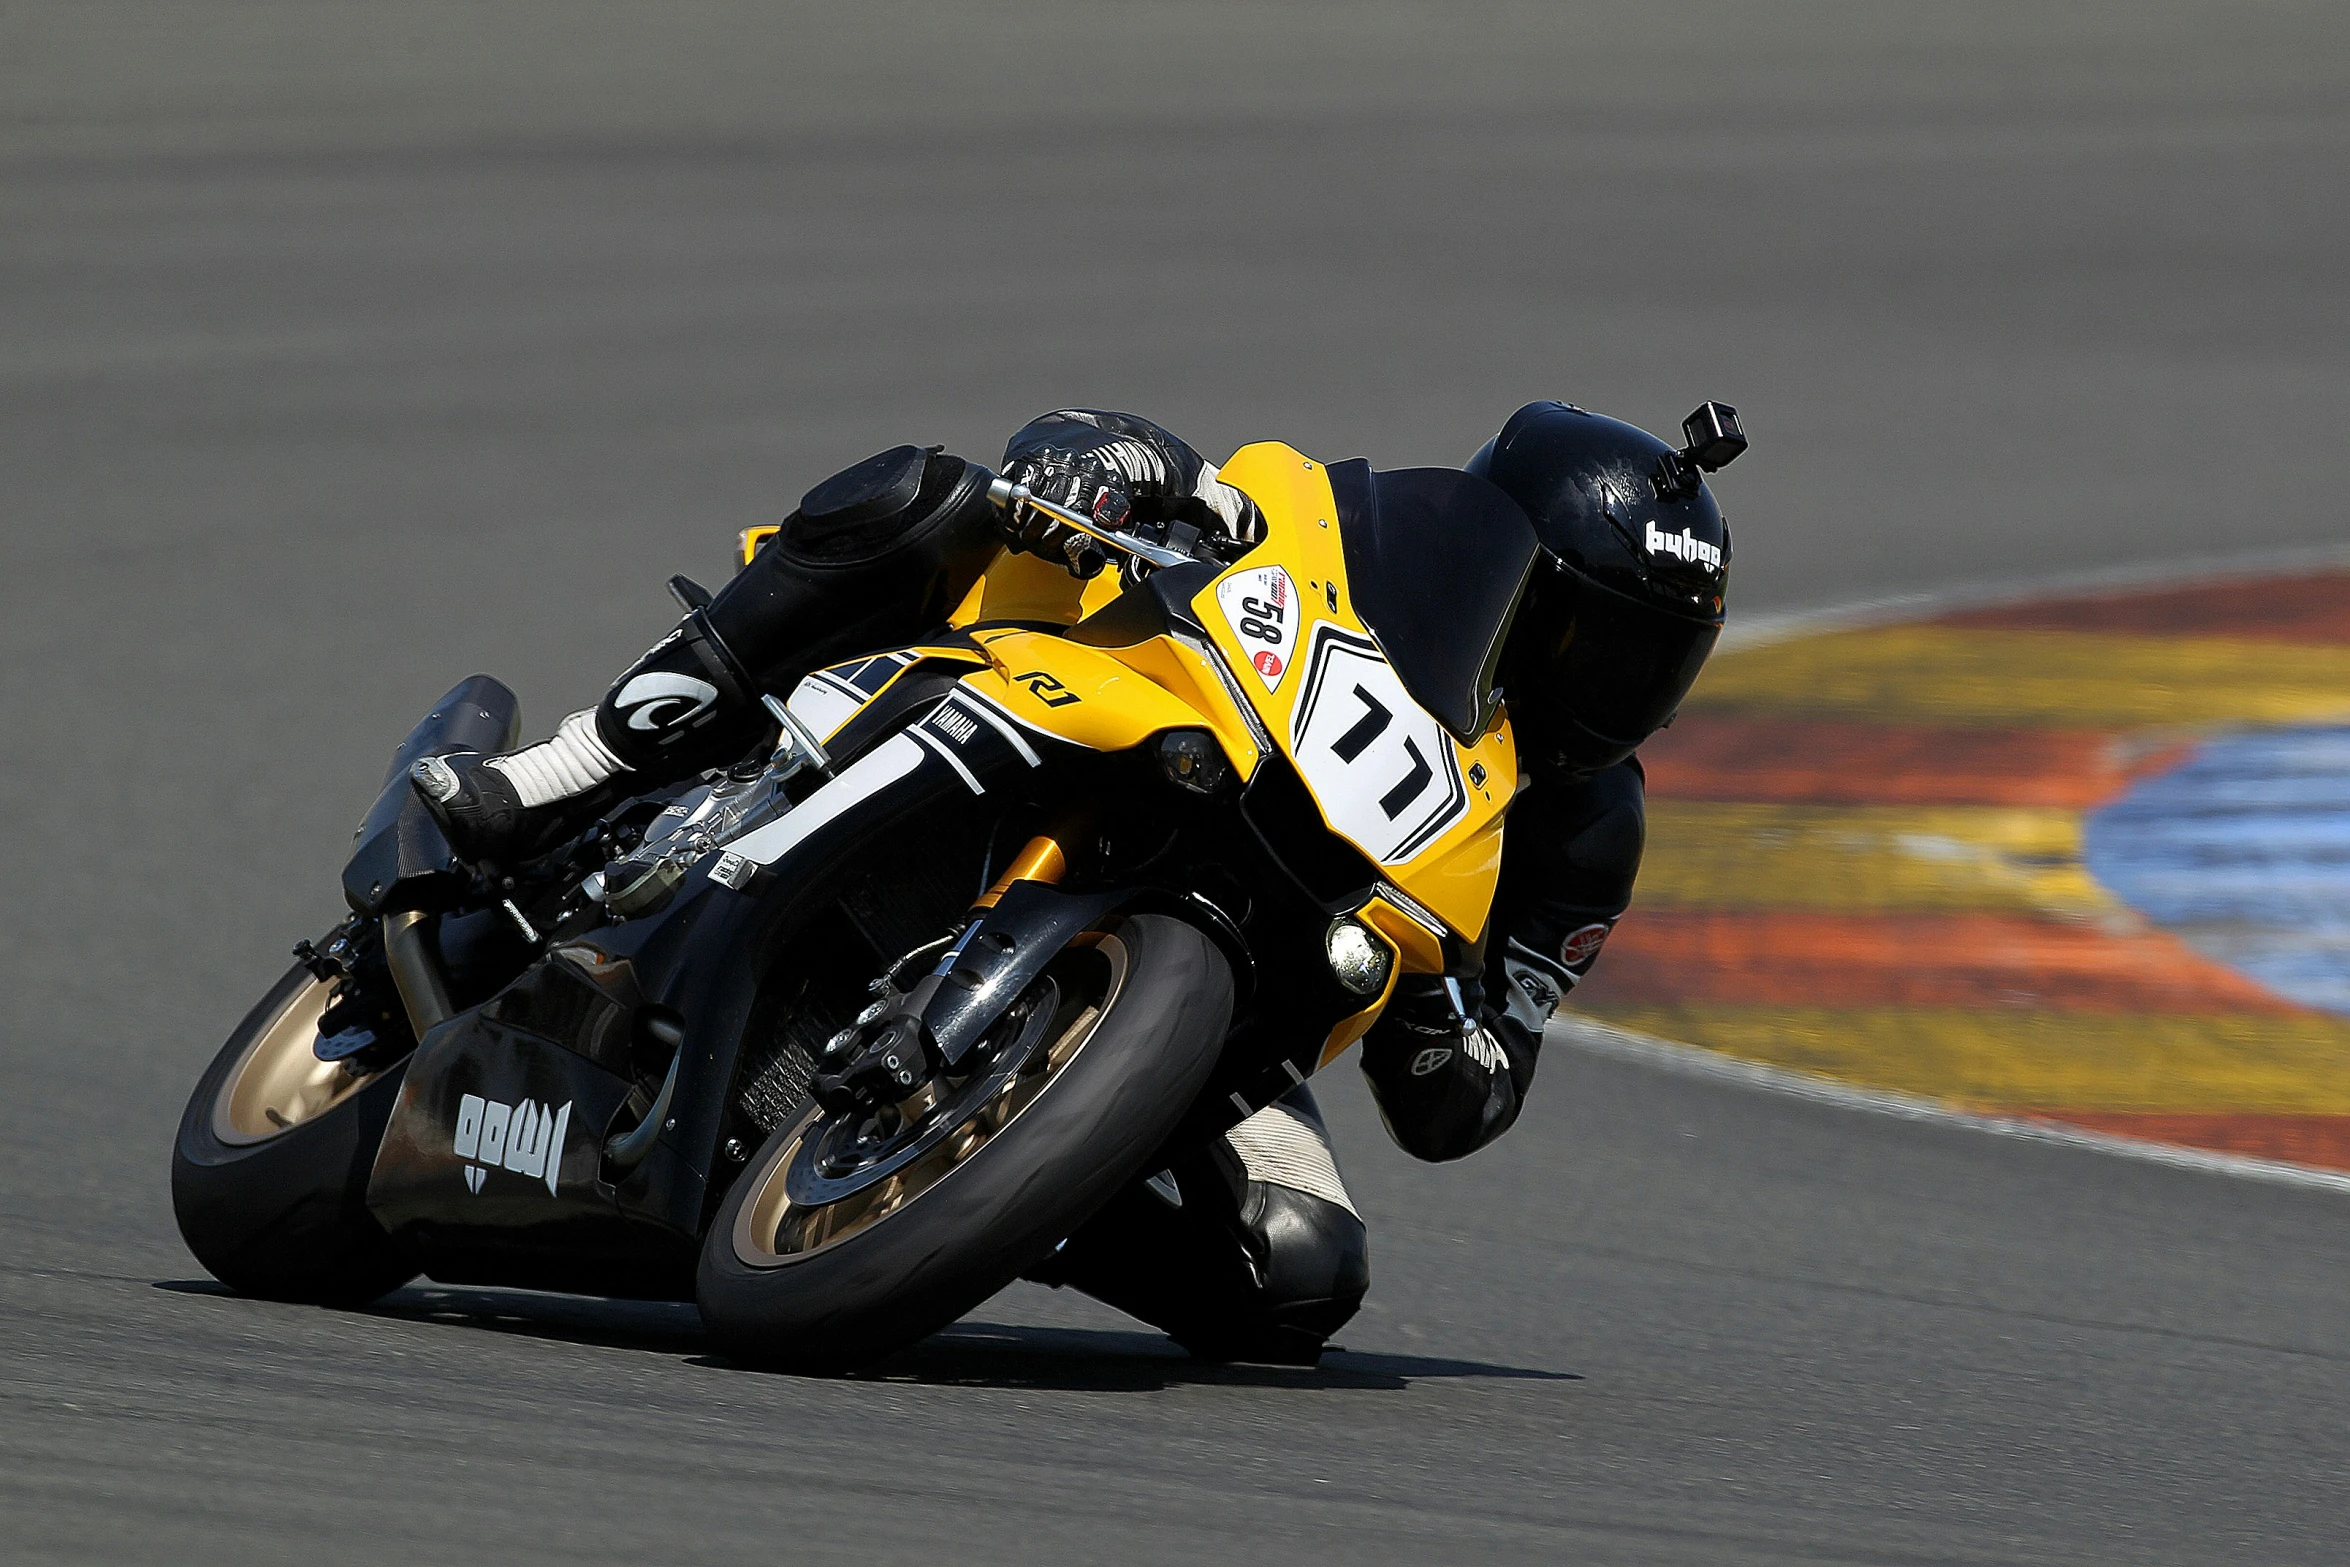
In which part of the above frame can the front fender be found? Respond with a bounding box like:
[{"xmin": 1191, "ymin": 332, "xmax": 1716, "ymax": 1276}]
[{"xmin": 907, "ymin": 881, "xmax": 1131, "ymax": 1067}]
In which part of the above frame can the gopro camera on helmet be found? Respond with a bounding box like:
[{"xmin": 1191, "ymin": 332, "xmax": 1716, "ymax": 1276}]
[
  {"xmin": 1680, "ymin": 402, "xmax": 1747, "ymax": 472},
  {"xmin": 1652, "ymin": 402, "xmax": 1748, "ymax": 500}
]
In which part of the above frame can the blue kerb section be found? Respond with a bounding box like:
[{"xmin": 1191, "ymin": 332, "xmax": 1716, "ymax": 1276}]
[{"xmin": 2084, "ymin": 726, "xmax": 2350, "ymax": 1016}]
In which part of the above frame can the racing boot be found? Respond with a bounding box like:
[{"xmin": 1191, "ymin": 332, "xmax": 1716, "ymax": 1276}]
[
  {"xmin": 412, "ymin": 606, "xmax": 767, "ymax": 864},
  {"xmin": 409, "ymin": 709, "xmax": 629, "ymax": 865},
  {"xmin": 1031, "ymin": 1084, "xmax": 1370, "ymax": 1366}
]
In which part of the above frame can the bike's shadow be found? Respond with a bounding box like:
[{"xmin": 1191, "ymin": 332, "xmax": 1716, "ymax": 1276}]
[
  {"xmin": 857, "ymin": 1321, "xmax": 1580, "ymax": 1392},
  {"xmin": 161, "ymin": 1280, "xmax": 1577, "ymax": 1392}
]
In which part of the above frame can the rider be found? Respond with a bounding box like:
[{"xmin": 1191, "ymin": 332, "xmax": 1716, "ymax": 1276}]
[{"xmin": 412, "ymin": 402, "xmax": 1740, "ymax": 1363}]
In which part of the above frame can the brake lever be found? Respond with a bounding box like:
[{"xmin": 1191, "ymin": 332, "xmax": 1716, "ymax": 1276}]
[{"xmin": 984, "ymin": 477, "xmax": 1197, "ymax": 572}]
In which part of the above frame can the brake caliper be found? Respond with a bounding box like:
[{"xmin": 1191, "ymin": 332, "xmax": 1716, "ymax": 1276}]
[{"xmin": 810, "ymin": 1015, "xmax": 936, "ymax": 1114}]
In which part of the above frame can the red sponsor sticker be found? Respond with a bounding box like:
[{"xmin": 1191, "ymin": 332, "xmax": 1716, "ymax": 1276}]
[
  {"xmin": 1254, "ymin": 650, "xmax": 1283, "ymax": 677},
  {"xmin": 1560, "ymin": 922, "xmax": 1610, "ymax": 968}
]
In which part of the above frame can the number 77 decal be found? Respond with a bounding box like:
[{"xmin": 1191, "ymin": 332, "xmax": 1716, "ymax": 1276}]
[
  {"xmin": 1325, "ymin": 684, "xmax": 1436, "ymax": 821},
  {"xmin": 1289, "ymin": 626, "xmax": 1468, "ymax": 864}
]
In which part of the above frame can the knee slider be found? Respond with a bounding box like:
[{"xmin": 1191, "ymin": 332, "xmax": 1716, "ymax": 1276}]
[{"xmin": 1246, "ymin": 1183, "xmax": 1370, "ymax": 1315}]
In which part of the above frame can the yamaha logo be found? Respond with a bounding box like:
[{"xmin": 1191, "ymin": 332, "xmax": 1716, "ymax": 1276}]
[{"xmin": 453, "ymin": 1093, "xmax": 572, "ymax": 1196}]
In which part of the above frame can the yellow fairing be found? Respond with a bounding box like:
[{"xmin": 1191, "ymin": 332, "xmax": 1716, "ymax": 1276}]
[
  {"xmin": 933, "ymin": 443, "xmax": 1515, "ymax": 956},
  {"xmin": 956, "ymin": 628, "xmax": 1241, "ymax": 755},
  {"xmin": 947, "ymin": 547, "xmax": 1129, "ymax": 629},
  {"xmin": 1190, "ymin": 443, "xmax": 1516, "ymax": 948},
  {"xmin": 1315, "ymin": 893, "xmax": 1446, "ymax": 1066}
]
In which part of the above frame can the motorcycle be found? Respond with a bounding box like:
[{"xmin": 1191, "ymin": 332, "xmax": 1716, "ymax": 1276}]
[{"xmin": 170, "ymin": 439, "xmax": 1537, "ymax": 1371}]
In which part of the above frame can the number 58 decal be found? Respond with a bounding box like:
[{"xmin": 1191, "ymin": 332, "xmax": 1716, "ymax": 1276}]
[
  {"xmin": 1215, "ymin": 565, "xmax": 1297, "ymax": 692},
  {"xmin": 1288, "ymin": 625, "xmax": 1468, "ymax": 865}
]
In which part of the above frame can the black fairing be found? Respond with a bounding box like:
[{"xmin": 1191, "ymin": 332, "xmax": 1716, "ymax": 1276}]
[
  {"xmin": 360, "ymin": 681, "xmax": 1040, "ymax": 1297},
  {"xmin": 344, "ymin": 676, "xmax": 521, "ymax": 915},
  {"xmin": 1067, "ymin": 562, "xmax": 1217, "ymax": 649},
  {"xmin": 1326, "ymin": 461, "xmax": 1538, "ymax": 744},
  {"xmin": 365, "ymin": 1001, "xmax": 668, "ymax": 1295}
]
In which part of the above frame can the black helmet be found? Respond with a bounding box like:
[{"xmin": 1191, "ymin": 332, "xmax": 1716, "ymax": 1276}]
[{"xmin": 1466, "ymin": 400, "xmax": 1745, "ymax": 773}]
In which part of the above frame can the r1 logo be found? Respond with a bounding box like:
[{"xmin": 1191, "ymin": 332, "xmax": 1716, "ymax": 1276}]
[{"xmin": 1013, "ymin": 670, "xmax": 1082, "ymax": 708}]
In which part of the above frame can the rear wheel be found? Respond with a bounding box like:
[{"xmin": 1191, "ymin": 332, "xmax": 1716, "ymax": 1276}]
[
  {"xmin": 170, "ymin": 961, "xmax": 418, "ymax": 1304},
  {"xmin": 697, "ymin": 913, "xmax": 1231, "ymax": 1372}
]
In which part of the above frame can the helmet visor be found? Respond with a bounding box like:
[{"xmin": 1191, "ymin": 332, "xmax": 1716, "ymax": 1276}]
[{"xmin": 1552, "ymin": 575, "xmax": 1722, "ymax": 747}]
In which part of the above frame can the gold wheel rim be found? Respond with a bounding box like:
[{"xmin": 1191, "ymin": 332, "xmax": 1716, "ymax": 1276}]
[
  {"xmin": 732, "ymin": 931, "xmax": 1129, "ymax": 1268},
  {"xmin": 212, "ymin": 973, "xmax": 379, "ymax": 1146}
]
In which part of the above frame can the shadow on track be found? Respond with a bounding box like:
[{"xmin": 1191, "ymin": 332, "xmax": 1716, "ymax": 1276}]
[
  {"xmin": 155, "ymin": 1280, "xmax": 1576, "ymax": 1390},
  {"xmin": 845, "ymin": 1322, "xmax": 1581, "ymax": 1392}
]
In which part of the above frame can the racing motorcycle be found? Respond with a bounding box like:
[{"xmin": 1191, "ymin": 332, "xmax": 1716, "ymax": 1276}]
[{"xmin": 171, "ymin": 440, "xmax": 1535, "ymax": 1371}]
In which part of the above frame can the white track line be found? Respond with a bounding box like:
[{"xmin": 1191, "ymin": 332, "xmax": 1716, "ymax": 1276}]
[
  {"xmin": 1609, "ymin": 546, "xmax": 2350, "ymax": 1197},
  {"xmin": 1723, "ymin": 539, "xmax": 2350, "ymax": 651},
  {"xmin": 1554, "ymin": 1017, "xmax": 2350, "ymax": 1196}
]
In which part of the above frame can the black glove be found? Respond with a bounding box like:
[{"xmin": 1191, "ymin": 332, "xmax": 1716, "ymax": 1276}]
[
  {"xmin": 1357, "ymin": 970, "xmax": 1542, "ymax": 1163},
  {"xmin": 997, "ymin": 440, "xmax": 1156, "ymax": 577},
  {"xmin": 1003, "ymin": 442, "xmax": 1148, "ymax": 529}
]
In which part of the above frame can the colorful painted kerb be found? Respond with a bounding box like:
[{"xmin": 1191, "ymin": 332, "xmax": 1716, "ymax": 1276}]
[{"xmin": 1575, "ymin": 572, "xmax": 2350, "ymax": 1172}]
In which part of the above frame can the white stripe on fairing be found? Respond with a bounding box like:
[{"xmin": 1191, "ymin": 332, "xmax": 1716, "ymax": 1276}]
[
  {"xmin": 1555, "ymin": 1017, "xmax": 2350, "ymax": 1197},
  {"xmin": 785, "ymin": 672, "xmax": 868, "ymax": 744},
  {"xmin": 950, "ymin": 692, "xmax": 1043, "ymax": 767},
  {"xmin": 909, "ymin": 724, "xmax": 985, "ymax": 795},
  {"xmin": 726, "ymin": 732, "xmax": 926, "ymax": 867},
  {"xmin": 810, "ymin": 668, "xmax": 868, "ymax": 701}
]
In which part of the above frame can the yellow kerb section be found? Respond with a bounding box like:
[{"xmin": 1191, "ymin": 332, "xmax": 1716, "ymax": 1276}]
[
  {"xmin": 1637, "ymin": 800, "xmax": 2115, "ymax": 918},
  {"xmin": 1691, "ymin": 625, "xmax": 2350, "ymax": 728}
]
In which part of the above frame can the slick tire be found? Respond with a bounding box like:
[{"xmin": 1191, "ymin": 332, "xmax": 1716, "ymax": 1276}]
[
  {"xmin": 698, "ymin": 914, "xmax": 1231, "ymax": 1373},
  {"xmin": 171, "ymin": 963, "xmax": 418, "ymax": 1305}
]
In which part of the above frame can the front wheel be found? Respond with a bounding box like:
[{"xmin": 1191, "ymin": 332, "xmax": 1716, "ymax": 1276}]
[{"xmin": 697, "ymin": 913, "xmax": 1232, "ymax": 1372}]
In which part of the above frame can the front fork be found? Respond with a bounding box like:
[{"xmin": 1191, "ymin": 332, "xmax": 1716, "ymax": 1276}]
[
  {"xmin": 810, "ymin": 833, "xmax": 1077, "ymax": 1111},
  {"xmin": 381, "ymin": 909, "xmax": 454, "ymax": 1037}
]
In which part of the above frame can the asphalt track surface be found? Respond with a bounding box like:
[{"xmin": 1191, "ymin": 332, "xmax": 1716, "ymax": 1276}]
[{"xmin": 5, "ymin": 6, "xmax": 2348, "ymax": 1562}]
